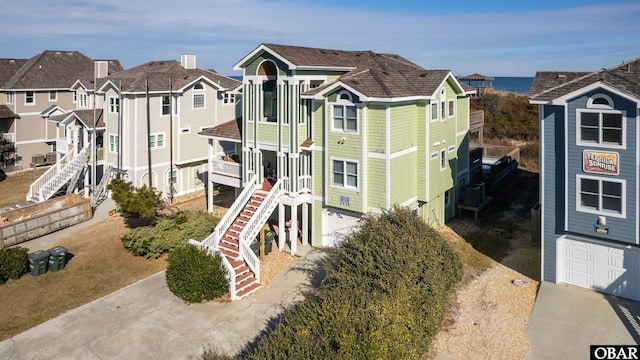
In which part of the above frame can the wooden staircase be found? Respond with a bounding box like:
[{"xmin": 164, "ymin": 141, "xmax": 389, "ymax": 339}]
[{"xmin": 216, "ymin": 189, "xmax": 269, "ymax": 298}]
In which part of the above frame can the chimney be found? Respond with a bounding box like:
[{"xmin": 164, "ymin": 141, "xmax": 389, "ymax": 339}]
[
  {"xmin": 94, "ymin": 60, "xmax": 109, "ymax": 79},
  {"xmin": 181, "ymin": 54, "xmax": 196, "ymax": 69}
]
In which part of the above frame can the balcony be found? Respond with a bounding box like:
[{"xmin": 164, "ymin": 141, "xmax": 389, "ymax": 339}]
[{"xmin": 211, "ymin": 157, "xmax": 242, "ymax": 188}]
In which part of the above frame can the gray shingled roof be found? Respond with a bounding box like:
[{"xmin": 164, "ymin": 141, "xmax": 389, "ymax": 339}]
[
  {"xmin": 2, "ymin": 51, "xmax": 122, "ymax": 90},
  {"xmin": 255, "ymin": 44, "xmax": 459, "ymax": 99},
  {"xmin": 0, "ymin": 105, "xmax": 16, "ymax": 119},
  {"xmin": 199, "ymin": 118, "xmax": 242, "ymax": 141},
  {"xmin": 50, "ymin": 109, "xmax": 105, "ymax": 129},
  {"xmin": 529, "ymin": 57, "xmax": 640, "ymax": 101},
  {"xmin": 102, "ymin": 60, "xmax": 240, "ymax": 93},
  {"xmin": 0, "ymin": 58, "xmax": 28, "ymax": 87}
]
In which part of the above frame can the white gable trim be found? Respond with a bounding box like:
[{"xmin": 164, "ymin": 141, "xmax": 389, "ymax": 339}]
[{"xmin": 551, "ymin": 81, "xmax": 640, "ymax": 106}]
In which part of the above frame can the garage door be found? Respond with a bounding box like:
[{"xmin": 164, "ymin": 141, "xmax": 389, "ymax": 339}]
[
  {"xmin": 562, "ymin": 238, "xmax": 640, "ymax": 301},
  {"xmin": 322, "ymin": 208, "xmax": 361, "ymax": 247}
]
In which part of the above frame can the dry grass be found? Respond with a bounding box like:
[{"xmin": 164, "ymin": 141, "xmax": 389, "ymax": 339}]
[
  {"xmin": 0, "ymin": 188, "xmax": 298, "ymax": 341},
  {"xmin": 0, "ymin": 169, "xmax": 46, "ymax": 207}
]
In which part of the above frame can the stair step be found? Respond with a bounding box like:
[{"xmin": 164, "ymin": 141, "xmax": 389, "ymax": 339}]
[
  {"xmin": 234, "ymin": 265, "xmax": 250, "ymax": 276},
  {"xmin": 235, "ymin": 271, "xmax": 254, "ymax": 284},
  {"xmin": 236, "ymin": 281, "xmax": 261, "ymax": 299},
  {"xmin": 218, "ymin": 247, "xmax": 240, "ymax": 260},
  {"xmin": 218, "ymin": 242, "xmax": 239, "ymax": 254},
  {"xmin": 228, "ymin": 258, "xmax": 244, "ymax": 269}
]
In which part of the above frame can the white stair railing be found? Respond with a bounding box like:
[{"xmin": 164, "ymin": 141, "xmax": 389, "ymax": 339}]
[
  {"xmin": 27, "ymin": 148, "xmax": 88, "ymax": 202},
  {"xmin": 236, "ymin": 179, "xmax": 283, "ymax": 283},
  {"xmin": 188, "ymin": 240, "xmax": 238, "ymax": 300},
  {"xmin": 203, "ymin": 173, "xmax": 257, "ymax": 248}
]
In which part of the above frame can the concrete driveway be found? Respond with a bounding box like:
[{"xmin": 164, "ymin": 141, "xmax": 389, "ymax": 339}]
[
  {"xmin": 526, "ymin": 282, "xmax": 640, "ymax": 359},
  {"xmin": 0, "ymin": 248, "xmax": 325, "ymax": 360}
]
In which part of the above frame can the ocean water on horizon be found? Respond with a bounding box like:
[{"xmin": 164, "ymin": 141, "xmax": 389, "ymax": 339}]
[{"xmin": 492, "ymin": 76, "xmax": 534, "ymax": 94}]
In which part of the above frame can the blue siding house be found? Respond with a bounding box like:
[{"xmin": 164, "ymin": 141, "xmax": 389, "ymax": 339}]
[{"xmin": 529, "ymin": 58, "xmax": 640, "ymax": 301}]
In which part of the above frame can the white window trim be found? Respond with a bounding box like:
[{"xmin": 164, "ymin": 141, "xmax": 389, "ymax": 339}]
[
  {"xmin": 161, "ymin": 95, "xmax": 171, "ymax": 116},
  {"xmin": 149, "ymin": 132, "xmax": 166, "ymax": 149},
  {"xmin": 576, "ymin": 108, "xmax": 626, "ymax": 149},
  {"xmin": 223, "ymin": 92, "xmax": 235, "ymax": 106},
  {"xmin": 430, "ymin": 151, "xmax": 438, "ymax": 160},
  {"xmin": 109, "ymin": 97, "xmax": 120, "ymax": 114},
  {"xmin": 576, "ymin": 174, "xmax": 626, "ymax": 218},
  {"xmin": 108, "ymin": 134, "xmax": 119, "ymax": 153},
  {"xmin": 440, "ymin": 149, "xmax": 447, "ymax": 170},
  {"xmin": 49, "ymin": 91, "xmax": 57, "ymax": 102},
  {"xmin": 6, "ymin": 92, "xmax": 13, "ymax": 105},
  {"xmin": 331, "ymin": 158, "xmax": 359, "ymax": 191},
  {"xmin": 448, "ymin": 99, "xmax": 455, "ymax": 118},
  {"xmin": 79, "ymin": 92, "xmax": 88, "ymax": 108},
  {"xmin": 331, "ymin": 91, "xmax": 359, "ymax": 134},
  {"xmin": 430, "ymin": 102, "xmax": 438, "ymax": 122},
  {"xmin": 440, "ymin": 88, "xmax": 446, "ymax": 121},
  {"xmin": 167, "ymin": 168, "xmax": 177, "ymax": 184},
  {"xmin": 25, "ymin": 91, "xmax": 35, "ymax": 106},
  {"xmin": 192, "ymin": 93, "xmax": 205, "ymax": 109},
  {"xmin": 448, "ymin": 145, "xmax": 456, "ymax": 153}
]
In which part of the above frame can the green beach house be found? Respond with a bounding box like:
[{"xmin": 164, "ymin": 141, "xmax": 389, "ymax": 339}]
[{"xmin": 198, "ymin": 44, "xmax": 475, "ymax": 299}]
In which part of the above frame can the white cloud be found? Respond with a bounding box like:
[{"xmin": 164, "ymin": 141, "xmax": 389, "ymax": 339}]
[{"xmin": 2, "ymin": 0, "xmax": 639, "ymax": 76}]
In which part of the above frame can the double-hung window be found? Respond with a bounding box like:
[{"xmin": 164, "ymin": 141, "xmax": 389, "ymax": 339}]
[
  {"xmin": 162, "ymin": 95, "xmax": 171, "ymax": 115},
  {"xmin": 6, "ymin": 92, "xmax": 13, "ymax": 105},
  {"xmin": 49, "ymin": 91, "xmax": 57, "ymax": 102},
  {"xmin": 577, "ymin": 95, "xmax": 624, "ymax": 148},
  {"xmin": 108, "ymin": 134, "xmax": 119, "ymax": 153},
  {"xmin": 109, "ymin": 97, "xmax": 120, "ymax": 113},
  {"xmin": 25, "ymin": 91, "xmax": 35, "ymax": 105},
  {"xmin": 332, "ymin": 92, "xmax": 357, "ymax": 132},
  {"xmin": 577, "ymin": 175, "xmax": 624, "ymax": 216},
  {"xmin": 79, "ymin": 92, "xmax": 88, "ymax": 108},
  {"xmin": 332, "ymin": 159, "xmax": 358, "ymax": 190},
  {"xmin": 149, "ymin": 133, "xmax": 165, "ymax": 149},
  {"xmin": 431, "ymin": 103, "xmax": 438, "ymax": 121}
]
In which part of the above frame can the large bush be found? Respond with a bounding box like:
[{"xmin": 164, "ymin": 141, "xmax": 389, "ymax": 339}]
[
  {"xmin": 107, "ymin": 175, "xmax": 162, "ymax": 218},
  {"xmin": 471, "ymin": 92, "xmax": 538, "ymax": 141},
  {"xmin": 166, "ymin": 244, "xmax": 228, "ymax": 303},
  {"xmin": 121, "ymin": 211, "xmax": 218, "ymax": 259},
  {"xmin": 242, "ymin": 207, "xmax": 462, "ymax": 360},
  {"xmin": 0, "ymin": 247, "xmax": 28, "ymax": 284}
]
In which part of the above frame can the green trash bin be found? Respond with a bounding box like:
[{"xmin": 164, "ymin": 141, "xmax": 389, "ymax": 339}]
[
  {"xmin": 28, "ymin": 250, "xmax": 49, "ymax": 277},
  {"xmin": 263, "ymin": 230, "xmax": 275, "ymax": 255},
  {"xmin": 47, "ymin": 246, "xmax": 68, "ymax": 272}
]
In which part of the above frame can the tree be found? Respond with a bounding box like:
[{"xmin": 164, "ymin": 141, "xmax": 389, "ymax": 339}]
[{"xmin": 107, "ymin": 174, "xmax": 161, "ymax": 218}]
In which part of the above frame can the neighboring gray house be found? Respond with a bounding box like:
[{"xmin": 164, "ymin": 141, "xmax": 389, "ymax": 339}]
[
  {"xmin": 97, "ymin": 55, "xmax": 241, "ymax": 200},
  {"xmin": 0, "ymin": 51, "xmax": 122, "ymax": 169},
  {"xmin": 529, "ymin": 57, "xmax": 640, "ymax": 301}
]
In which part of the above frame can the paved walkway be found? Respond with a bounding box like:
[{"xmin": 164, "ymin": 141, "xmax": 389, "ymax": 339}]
[{"xmin": 0, "ymin": 244, "xmax": 322, "ymax": 360}]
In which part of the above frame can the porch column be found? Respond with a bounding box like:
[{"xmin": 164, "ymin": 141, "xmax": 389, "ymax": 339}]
[
  {"xmin": 278, "ymin": 202, "xmax": 286, "ymax": 251},
  {"xmin": 207, "ymin": 139, "xmax": 214, "ymax": 213},
  {"xmin": 302, "ymin": 202, "xmax": 309, "ymax": 245},
  {"xmin": 290, "ymin": 204, "xmax": 298, "ymax": 255}
]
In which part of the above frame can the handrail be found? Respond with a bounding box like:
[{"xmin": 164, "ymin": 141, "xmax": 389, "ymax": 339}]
[
  {"xmin": 236, "ymin": 178, "xmax": 283, "ymax": 283},
  {"xmin": 204, "ymin": 173, "xmax": 257, "ymax": 248},
  {"xmin": 27, "ymin": 148, "xmax": 87, "ymax": 202}
]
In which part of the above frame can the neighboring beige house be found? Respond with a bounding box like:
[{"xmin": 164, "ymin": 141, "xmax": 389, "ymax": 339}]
[
  {"xmin": 97, "ymin": 55, "xmax": 241, "ymax": 200},
  {"xmin": 0, "ymin": 51, "xmax": 122, "ymax": 169}
]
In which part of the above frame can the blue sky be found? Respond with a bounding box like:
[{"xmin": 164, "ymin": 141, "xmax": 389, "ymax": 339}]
[{"xmin": 1, "ymin": 0, "xmax": 639, "ymax": 77}]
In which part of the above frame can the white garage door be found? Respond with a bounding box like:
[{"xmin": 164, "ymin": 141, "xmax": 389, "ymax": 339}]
[
  {"xmin": 562, "ymin": 238, "xmax": 640, "ymax": 301},
  {"xmin": 321, "ymin": 208, "xmax": 361, "ymax": 248}
]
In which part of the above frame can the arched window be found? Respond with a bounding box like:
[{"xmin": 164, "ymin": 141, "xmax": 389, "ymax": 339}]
[
  {"xmin": 578, "ymin": 94, "xmax": 623, "ymax": 147},
  {"xmin": 258, "ymin": 61, "xmax": 278, "ymax": 122}
]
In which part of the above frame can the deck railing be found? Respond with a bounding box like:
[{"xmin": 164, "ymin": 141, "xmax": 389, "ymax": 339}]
[{"xmin": 204, "ymin": 173, "xmax": 257, "ymax": 248}]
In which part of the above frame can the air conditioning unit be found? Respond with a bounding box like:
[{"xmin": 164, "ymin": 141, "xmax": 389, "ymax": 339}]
[
  {"xmin": 46, "ymin": 152, "xmax": 56, "ymax": 164},
  {"xmin": 32, "ymin": 154, "xmax": 45, "ymax": 165}
]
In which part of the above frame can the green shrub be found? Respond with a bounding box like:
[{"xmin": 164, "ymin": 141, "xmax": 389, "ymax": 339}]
[
  {"xmin": 121, "ymin": 211, "xmax": 218, "ymax": 259},
  {"xmin": 166, "ymin": 244, "xmax": 228, "ymax": 303},
  {"xmin": 107, "ymin": 175, "xmax": 161, "ymax": 218},
  {"xmin": 0, "ymin": 247, "xmax": 28, "ymax": 284},
  {"xmin": 244, "ymin": 207, "xmax": 462, "ymax": 359}
]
